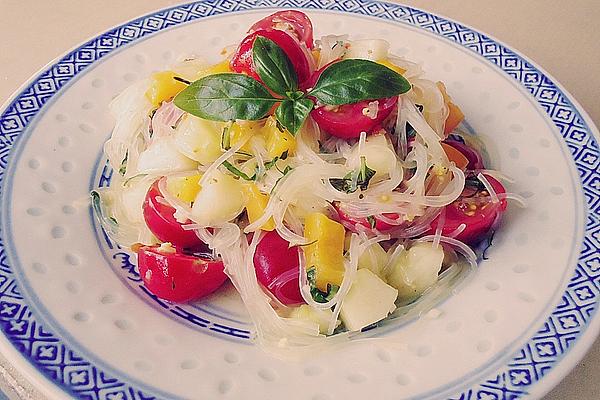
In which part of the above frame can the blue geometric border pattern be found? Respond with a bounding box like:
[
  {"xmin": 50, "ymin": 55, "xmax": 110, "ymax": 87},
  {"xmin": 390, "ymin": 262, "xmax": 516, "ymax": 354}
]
[{"xmin": 0, "ymin": 0, "xmax": 597, "ymax": 399}]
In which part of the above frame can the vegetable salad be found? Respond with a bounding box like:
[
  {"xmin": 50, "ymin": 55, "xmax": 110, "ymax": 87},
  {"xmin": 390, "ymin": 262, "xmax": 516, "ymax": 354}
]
[{"xmin": 92, "ymin": 11, "xmax": 524, "ymax": 357}]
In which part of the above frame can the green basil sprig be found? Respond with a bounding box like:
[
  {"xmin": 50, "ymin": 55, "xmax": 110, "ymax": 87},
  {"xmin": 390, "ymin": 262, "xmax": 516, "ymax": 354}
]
[{"xmin": 174, "ymin": 36, "xmax": 411, "ymax": 135}]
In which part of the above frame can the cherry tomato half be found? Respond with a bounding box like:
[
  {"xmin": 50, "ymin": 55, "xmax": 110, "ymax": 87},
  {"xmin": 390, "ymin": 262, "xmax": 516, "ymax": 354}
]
[
  {"xmin": 137, "ymin": 245, "xmax": 227, "ymax": 303},
  {"xmin": 311, "ymin": 96, "xmax": 398, "ymax": 139},
  {"xmin": 249, "ymin": 10, "xmax": 314, "ymax": 49},
  {"xmin": 230, "ymin": 29, "xmax": 313, "ymax": 85},
  {"xmin": 427, "ymin": 174, "xmax": 507, "ymax": 244},
  {"xmin": 253, "ymin": 230, "xmax": 304, "ymax": 305},
  {"xmin": 335, "ymin": 202, "xmax": 402, "ymax": 233},
  {"xmin": 143, "ymin": 180, "xmax": 204, "ymax": 249}
]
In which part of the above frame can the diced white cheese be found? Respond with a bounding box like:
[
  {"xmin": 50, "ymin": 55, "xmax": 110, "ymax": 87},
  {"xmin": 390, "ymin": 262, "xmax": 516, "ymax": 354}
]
[
  {"xmin": 340, "ymin": 269, "xmax": 398, "ymax": 331},
  {"xmin": 344, "ymin": 39, "xmax": 390, "ymax": 61},
  {"xmin": 386, "ymin": 242, "xmax": 444, "ymax": 303},
  {"xmin": 346, "ymin": 134, "xmax": 398, "ymax": 182},
  {"xmin": 357, "ymin": 242, "xmax": 388, "ymax": 278},
  {"xmin": 191, "ymin": 171, "xmax": 246, "ymax": 226},
  {"xmin": 173, "ymin": 114, "xmax": 224, "ymax": 165},
  {"xmin": 120, "ymin": 178, "xmax": 154, "ymax": 224},
  {"xmin": 288, "ymin": 305, "xmax": 335, "ymax": 335},
  {"xmin": 137, "ymin": 137, "xmax": 197, "ymax": 173}
]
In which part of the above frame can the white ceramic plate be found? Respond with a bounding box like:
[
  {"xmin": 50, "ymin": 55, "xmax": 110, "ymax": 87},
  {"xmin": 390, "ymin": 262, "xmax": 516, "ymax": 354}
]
[{"xmin": 0, "ymin": 1, "xmax": 599, "ymax": 399}]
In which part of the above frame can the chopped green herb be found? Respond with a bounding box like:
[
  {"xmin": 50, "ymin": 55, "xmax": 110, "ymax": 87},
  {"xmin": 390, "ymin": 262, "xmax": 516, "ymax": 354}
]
[
  {"xmin": 329, "ymin": 156, "xmax": 376, "ymax": 193},
  {"xmin": 357, "ymin": 156, "xmax": 376, "ymax": 191},
  {"xmin": 292, "ymin": 239, "xmax": 318, "ymax": 248},
  {"xmin": 405, "ymin": 122, "xmax": 416, "ymax": 140},
  {"xmin": 173, "ymin": 76, "xmax": 191, "ymax": 85},
  {"xmin": 119, "ymin": 153, "xmax": 128, "ymax": 176},
  {"xmin": 366, "ymin": 215, "xmax": 377, "ymax": 229},
  {"xmin": 222, "ymin": 160, "xmax": 255, "ymax": 181},
  {"xmin": 148, "ymin": 109, "xmax": 157, "ymax": 137},
  {"xmin": 329, "ymin": 173, "xmax": 355, "ymax": 193},
  {"xmin": 123, "ymin": 173, "xmax": 148, "ymax": 186},
  {"xmin": 221, "ymin": 123, "xmax": 232, "ymax": 150},
  {"xmin": 263, "ymin": 150, "xmax": 288, "ymax": 171},
  {"xmin": 235, "ymin": 150, "xmax": 253, "ymax": 158},
  {"xmin": 306, "ymin": 267, "xmax": 339, "ymax": 303},
  {"xmin": 271, "ymin": 165, "xmax": 293, "ymax": 193}
]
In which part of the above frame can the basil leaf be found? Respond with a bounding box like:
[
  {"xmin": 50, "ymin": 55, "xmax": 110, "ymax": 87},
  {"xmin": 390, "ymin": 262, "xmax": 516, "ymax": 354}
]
[
  {"xmin": 308, "ymin": 59, "xmax": 411, "ymax": 105},
  {"xmin": 174, "ymin": 73, "xmax": 277, "ymax": 121},
  {"xmin": 275, "ymin": 98, "xmax": 314, "ymax": 135},
  {"xmin": 252, "ymin": 36, "xmax": 298, "ymax": 96}
]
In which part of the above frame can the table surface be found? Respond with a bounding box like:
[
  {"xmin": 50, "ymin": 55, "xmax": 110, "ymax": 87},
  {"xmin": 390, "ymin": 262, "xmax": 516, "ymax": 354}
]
[{"xmin": 0, "ymin": 1, "xmax": 598, "ymax": 399}]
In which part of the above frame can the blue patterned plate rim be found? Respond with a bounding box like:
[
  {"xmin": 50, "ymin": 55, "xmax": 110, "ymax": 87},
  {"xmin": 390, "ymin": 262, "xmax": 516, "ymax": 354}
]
[{"xmin": 0, "ymin": 1, "xmax": 599, "ymax": 399}]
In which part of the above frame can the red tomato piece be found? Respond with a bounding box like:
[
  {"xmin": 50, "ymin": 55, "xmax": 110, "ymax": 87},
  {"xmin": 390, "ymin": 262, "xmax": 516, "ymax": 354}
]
[
  {"xmin": 311, "ymin": 96, "xmax": 398, "ymax": 139},
  {"xmin": 137, "ymin": 246, "xmax": 227, "ymax": 303},
  {"xmin": 230, "ymin": 29, "xmax": 313, "ymax": 85},
  {"xmin": 427, "ymin": 174, "xmax": 507, "ymax": 244},
  {"xmin": 253, "ymin": 231, "xmax": 304, "ymax": 305},
  {"xmin": 300, "ymin": 60, "xmax": 337, "ymax": 92},
  {"xmin": 335, "ymin": 202, "xmax": 402, "ymax": 233},
  {"xmin": 249, "ymin": 10, "xmax": 314, "ymax": 49},
  {"xmin": 142, "ymin": 180, "xmax": 203, "ymax": 249}
]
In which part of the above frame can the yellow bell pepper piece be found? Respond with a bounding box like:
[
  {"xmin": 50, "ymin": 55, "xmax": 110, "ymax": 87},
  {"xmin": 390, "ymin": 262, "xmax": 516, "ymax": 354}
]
[
  {"xmin": 376, "ymin": 59, "xmax": 406, "ymax": 75},
  {"xmin": 304, "ymin": 213, "xmax": 346, "ymax": 291},
  {"xmin": 196, "ymin": 60, "xmax": 231, "ymax": 79},
  {"xmin": 229, "ymin": 121, "xmax": 263, "ymax": 154},
  {"xmin": 146, "ymin": 71, "xmax": 187, "ymax": 107},
  {"xmin": 262, "ymin": 116, "xmax": 296, "ymax": 159},
  {"xmin": 244, "ymin": 183, "xmax": 275, "ymax": 231},
  {"xmin": 166, "ymin": 174, "xmax": 202, "ymax": 203}
]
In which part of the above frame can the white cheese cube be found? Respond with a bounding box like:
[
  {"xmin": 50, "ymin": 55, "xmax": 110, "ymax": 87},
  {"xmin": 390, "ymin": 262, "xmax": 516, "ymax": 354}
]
[
  {"xmin": 358, "ymin": 242, "xmax": 388, "ymax": 277},
  {"xmin": 174, "ymin": 114, "xmax": 223, "ymax": 165},
  {"xmin": 288, "ymin": 305, "xmax": 334, "ymax": 335},
  {"xmin": 137, "ymin": 137, "xmax": 197, "ymax": 174},
  {"xmin": 386, "ymin": 242, "xmax": 444, "ymax": 303},
  {"xmin": 191, "ymin": 171, "xmax": 246, "ymax": 226},
  {"xmin": 340, "ymin": 269, "xmax": 398, "ymax": 331},
  {"xmin": 346, "ymin": 134, "xmax": 398, "ymax": 182}
]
